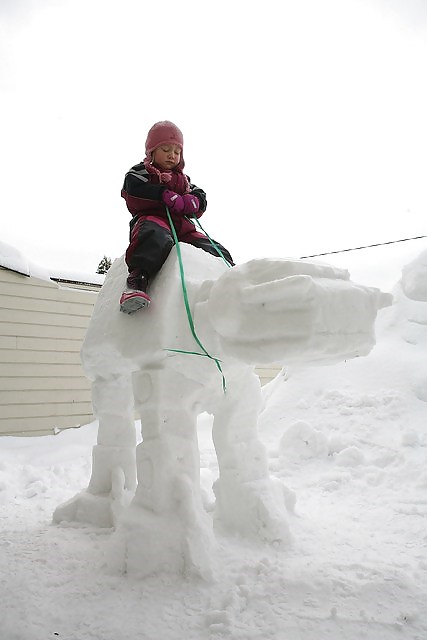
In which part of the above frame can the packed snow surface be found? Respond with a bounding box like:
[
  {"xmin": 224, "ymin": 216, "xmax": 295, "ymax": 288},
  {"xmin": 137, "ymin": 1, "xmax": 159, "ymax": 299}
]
[{"xmin": 1, "ymin": 249, "xmax": 427, "ymax": 639}]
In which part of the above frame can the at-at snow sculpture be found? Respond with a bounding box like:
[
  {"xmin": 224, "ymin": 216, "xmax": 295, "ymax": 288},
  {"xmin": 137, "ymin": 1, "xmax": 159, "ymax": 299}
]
[{"xmin": 54, "ymin": 245, "xmax": 390, "ymax": 577}]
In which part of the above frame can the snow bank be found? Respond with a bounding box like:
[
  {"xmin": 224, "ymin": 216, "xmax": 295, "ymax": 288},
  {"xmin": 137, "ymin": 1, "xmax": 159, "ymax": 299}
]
[{"xmin": 401, "ymin": 248, "xmax": 427, "ymax": 302}]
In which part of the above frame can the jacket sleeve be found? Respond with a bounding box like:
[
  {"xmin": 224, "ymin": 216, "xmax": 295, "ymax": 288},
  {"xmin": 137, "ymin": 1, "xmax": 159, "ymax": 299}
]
[
  {"xmin": 188, "ymin": 179, "xmax": 207, "ymax": 217},
  {"xmin": 122, "ymin": 166, "xmax": 166, "ymax": 201}
]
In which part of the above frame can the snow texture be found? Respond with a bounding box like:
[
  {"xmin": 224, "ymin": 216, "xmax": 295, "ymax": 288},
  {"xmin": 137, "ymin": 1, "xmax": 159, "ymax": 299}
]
[
  {"xmin": 52, "ymin": 244, "xmax": 389, "ymax": 580},
  {"xmin": 1, "ymin": 248, "xmax": 427, "ymax": 639}
]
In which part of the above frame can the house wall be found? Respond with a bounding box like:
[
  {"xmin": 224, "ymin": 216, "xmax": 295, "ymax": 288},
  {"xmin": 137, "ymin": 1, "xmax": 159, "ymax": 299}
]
[
  {"xmin": 0, "ymin": 267, "xmax": 98, "ymax": 436},
  {"xmin": 255, "ymin": 364, "xmax": 282, "ymax": 387}
]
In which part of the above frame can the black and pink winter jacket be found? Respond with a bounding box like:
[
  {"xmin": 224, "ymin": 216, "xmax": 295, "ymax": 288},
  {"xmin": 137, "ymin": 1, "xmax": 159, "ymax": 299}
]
[{"xmin": 121, "ymin": 162, "xmax": 207, "ymax": 222}]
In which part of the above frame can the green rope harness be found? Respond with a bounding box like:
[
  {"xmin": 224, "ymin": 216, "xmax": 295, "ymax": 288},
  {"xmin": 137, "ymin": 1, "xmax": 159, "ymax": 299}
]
[
  {"xmin": 185, "ymin": 215, "xmax": 233, "ymax": 268},
  {"xmin": 165, "ymin": 207, "xmax": 227, "ymax": 392}
]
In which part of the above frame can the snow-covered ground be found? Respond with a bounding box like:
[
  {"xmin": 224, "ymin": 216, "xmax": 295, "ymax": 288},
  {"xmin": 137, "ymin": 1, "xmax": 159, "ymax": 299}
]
[{"xmin": 1, "ymin": 251, "xmax": 427, "ymax": 640}]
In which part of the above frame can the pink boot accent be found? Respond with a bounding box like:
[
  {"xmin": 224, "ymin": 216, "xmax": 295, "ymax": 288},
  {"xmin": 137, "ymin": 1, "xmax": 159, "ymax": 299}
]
[{"xmin": 119, "ymin": 289, "xmax": 151, "ymax": 314}]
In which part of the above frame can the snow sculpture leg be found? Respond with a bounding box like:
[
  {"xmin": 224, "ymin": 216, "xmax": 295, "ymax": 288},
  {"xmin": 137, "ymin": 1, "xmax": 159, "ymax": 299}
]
[
  {"xmin": 53, "ymin": 374, "xmax": 136, "ymax": 527},
  {"xmin": 88, "ymin": 374, "xmax": 137, "ymax": 493},
  {"xmin": 111, "ymin": 369, "xmax": 215, "ymax": 578},
  {"xmin": 212, "ymin": 370, "xmax": 292, "ymax": 543}
]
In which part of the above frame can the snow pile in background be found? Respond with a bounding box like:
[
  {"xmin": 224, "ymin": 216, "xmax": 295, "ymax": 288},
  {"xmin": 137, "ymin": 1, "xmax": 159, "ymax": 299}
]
[
  {"xmin": 401, "ymin": 248, "xmax": 427, "ymax": 302},
  {"xmin": 0, "ymin": 250, "xmax": 426, "ymax": 639}
]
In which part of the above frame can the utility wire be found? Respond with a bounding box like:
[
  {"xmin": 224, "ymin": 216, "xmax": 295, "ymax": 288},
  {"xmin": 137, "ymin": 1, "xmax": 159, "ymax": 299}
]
[{"xmin": 300, "ymin": 234, "xmax": 427, "ymax": 260}]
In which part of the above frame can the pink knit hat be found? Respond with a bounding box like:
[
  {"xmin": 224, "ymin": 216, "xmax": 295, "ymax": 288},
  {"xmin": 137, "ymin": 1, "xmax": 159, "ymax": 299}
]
[{"xmin": 145, "ymin": 121, "xmax": 184, "ymax": 168}]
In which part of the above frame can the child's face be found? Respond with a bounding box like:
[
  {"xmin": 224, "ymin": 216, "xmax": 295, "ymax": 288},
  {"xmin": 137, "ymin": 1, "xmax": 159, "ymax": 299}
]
[{"xmin": 152, "ymin": 144, "xmax": 181, "ymax": 170}]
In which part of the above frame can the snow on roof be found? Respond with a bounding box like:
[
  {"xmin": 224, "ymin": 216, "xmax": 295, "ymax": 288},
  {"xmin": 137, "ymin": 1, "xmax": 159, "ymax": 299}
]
[
  {"xmin": 0, "ymin": 240, "xmax": 105, "ymax": 286},
  {"xmin": 50, "ymin": 268, "xmax": 105, "ymax": 287}
]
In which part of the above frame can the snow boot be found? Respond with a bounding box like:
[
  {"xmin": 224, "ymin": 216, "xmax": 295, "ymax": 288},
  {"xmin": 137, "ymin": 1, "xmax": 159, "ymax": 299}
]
[{"xmin": 120, "ymin": 273, "xmax": 151, "ymax": 314}]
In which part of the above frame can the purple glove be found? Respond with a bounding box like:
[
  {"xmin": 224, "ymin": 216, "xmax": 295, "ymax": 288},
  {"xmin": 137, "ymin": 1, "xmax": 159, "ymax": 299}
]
[
  {"xmin": 182, "ymin": 194, "xmax": 200, "ymax": 215},
  {"xmin": 162, "ymin": 190, "xmax": 185, "ymax": 214}
]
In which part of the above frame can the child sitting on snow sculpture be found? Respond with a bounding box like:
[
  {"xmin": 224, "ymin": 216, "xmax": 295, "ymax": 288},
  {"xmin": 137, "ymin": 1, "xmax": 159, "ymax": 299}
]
[{"xmin": 120, "ymin": 120, "xmax": 234, "ymax": 314}]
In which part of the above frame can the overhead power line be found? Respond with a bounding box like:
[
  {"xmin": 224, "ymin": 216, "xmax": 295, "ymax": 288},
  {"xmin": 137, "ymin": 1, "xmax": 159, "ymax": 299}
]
[{"xmin": 300, "ymin": 234, "xmax": 427, "ymax": 260}]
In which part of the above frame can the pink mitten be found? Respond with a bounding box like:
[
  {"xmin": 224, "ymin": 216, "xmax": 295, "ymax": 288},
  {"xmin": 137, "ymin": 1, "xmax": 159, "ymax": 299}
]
[
  {"xmin": 182, "ymin": 194, "xmax": 200, "ymax": 215},
  {"xmin": 162, "ymin": 190, "xmax": 185, "ymax": 214}
]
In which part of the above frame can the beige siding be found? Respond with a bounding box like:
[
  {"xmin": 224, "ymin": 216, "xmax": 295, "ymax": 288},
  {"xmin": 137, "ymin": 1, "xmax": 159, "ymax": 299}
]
[
  {"xmin": 0, "ymin": 268, "xmax": 97, "ymax": 436},
  {"xmin": 255, "ymin": 364, "xmax": 282, "ymax": 386}
]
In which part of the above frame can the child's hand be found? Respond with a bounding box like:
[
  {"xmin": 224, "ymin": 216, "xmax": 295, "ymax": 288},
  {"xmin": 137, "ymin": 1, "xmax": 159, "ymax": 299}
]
[
  {"xmin": 182, "ymin": 194, "xmax": 200, "ymax": 215},
  {"xmin": 162, "ymin": 190, "xmax": 185, "ymax": 214}
]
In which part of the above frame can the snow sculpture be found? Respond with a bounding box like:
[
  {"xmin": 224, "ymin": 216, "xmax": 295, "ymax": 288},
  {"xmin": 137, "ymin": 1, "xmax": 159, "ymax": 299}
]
[{"xmin": 53, "ymin": 244, "xmax": 390, "ymax": 577}]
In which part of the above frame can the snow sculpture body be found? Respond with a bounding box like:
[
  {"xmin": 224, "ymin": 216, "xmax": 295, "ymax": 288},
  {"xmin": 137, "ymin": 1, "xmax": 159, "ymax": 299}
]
[{"xmin": 54, "ymin": 244, "xmax": 390, "ymax": 578}]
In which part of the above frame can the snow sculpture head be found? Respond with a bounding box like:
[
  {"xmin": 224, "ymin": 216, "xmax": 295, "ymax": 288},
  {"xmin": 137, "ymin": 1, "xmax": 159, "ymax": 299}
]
[{"xmin": 206, "ymin": 257, "xmax": 388, "ymax": 364}]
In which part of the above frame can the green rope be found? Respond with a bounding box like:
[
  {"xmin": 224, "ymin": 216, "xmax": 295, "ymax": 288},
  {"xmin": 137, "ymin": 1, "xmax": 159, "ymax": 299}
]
[
  {"xmin": 167, "ymin": 348, "xmax": 222, "ymax": 361},
  {"xmin": 185, "ymin": 215, "xmax": 233, "ymax": 268},
  {"xmin": 165, "ymin": 207, "xmax": 227, "ymax": 392}
]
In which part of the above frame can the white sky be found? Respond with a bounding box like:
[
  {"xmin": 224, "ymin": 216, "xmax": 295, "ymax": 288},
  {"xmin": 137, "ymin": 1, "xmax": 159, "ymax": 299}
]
[{"xmin": 1, "ymin": 0, "xmax": 427, "ymax": 291}]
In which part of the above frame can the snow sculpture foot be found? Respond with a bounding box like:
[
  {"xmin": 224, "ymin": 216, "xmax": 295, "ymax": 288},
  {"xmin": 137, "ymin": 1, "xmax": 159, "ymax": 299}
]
[
  {"xmin": 53, "ymin": 466, "xmax": 133, "ymax": 528},
  {"xmin": 54, "ymin": 244, "xmax": 390, "ymax": 578},
  {"xmin": 109, "ymin": 478, "xmax": 216, "ymax": 580},
  {"xmin": 210, "ymin": 370, "xmax": 292, "ymax": 542},
  {"xmin": 214, "ymin": 476, "xmax": 295, "ymax": 544},
  {"xmin": 53, "ymin": 374, "xmax": 137, "ymax": 528}
]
